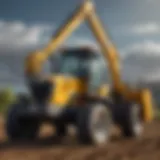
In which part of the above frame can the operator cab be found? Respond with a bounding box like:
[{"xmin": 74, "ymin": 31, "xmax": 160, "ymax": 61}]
[
  {"xmin": 50, "ymin": 46, "xmax": 109, "ymax": 91},
  {"xmin": 55, "ymin": 47, "xmax": 99, "ymax": 79}
]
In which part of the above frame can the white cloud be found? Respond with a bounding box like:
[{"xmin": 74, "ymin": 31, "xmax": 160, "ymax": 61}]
[
  {"xmin": 0, "ymin": 20, "xmax": 53, "ymax": 54},
  {"xmin": 122, "ymin": 41, "xmax": 160, "ymax": 83},
  {"xmin": 113, "ymin": 23, "xmax": 160, "ymax": 36},
  {"xmin": 131, "ymin": 23, "xmax": 160, "ymax": 34},
  {"xmin": 123, "ymin": 40, "xmax": 160, "ymax": 56},
  {"xmin": 0, "ymin": 20, "xmax": 98, "ymax": 55}
]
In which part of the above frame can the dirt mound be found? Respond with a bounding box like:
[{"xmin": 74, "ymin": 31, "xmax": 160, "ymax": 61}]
[{"xmin": 0, "ymin": 116, "xmax": 160, "ymax": 160}]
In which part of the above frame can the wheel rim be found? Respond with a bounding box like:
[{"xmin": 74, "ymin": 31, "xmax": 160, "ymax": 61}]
[
  {"xmin": 89, "ymin": 104, "xmax": 111, "ymax": 145},
  {"xmin": 132, "ymin": 105, "xmax": 143, "ymax": 136}
]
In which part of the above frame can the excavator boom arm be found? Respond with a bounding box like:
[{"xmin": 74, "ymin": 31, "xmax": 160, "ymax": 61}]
[
  {"xmin": 42, "ymin": 1, "xmax": 93, "ymax": 57},
  {"xmin": 26, "ymin": 0, "xmax": 122, "ymax": 90},
  {"xmin": 86, "ymin": 8, "xmax": 122, "ymax": 90}
]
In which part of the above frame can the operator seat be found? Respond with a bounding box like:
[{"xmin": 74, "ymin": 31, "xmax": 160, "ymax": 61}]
[{"xmin": 28, "ymin": 79, "xmax": 53, "ymax": 106}]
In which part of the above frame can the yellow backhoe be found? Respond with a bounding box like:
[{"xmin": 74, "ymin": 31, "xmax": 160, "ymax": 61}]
[{"xmin": 6, "ymin": 0, "xmax": 154, "ymax": 145}]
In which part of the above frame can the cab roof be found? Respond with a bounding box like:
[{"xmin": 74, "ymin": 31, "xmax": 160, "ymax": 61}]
[{"xmin": 59, "ymin": 45, "xmax": 100, "ymax": 59}]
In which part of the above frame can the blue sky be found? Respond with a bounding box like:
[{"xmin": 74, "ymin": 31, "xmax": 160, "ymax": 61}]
[
  {"xmin": 0, "ymin": 0, "xmax": 160, "ymax": 86},
  {"xmin": 1, "ymin": 0, "xmax": 160, "ymax": 49}
]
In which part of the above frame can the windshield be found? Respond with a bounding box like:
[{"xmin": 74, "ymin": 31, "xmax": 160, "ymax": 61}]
[
  {"xmin": 59, "ymin": 56, "xmax": 90, "ymax": 78},
  {"xmin": 50, "ymin": 49, "xmax": 109, "ymax": 86}
]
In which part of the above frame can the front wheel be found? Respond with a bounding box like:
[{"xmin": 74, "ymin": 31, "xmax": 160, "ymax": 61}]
[
  {"xmin": 6, "ymin": 103, "xmax": 39, "ymax": 141},
  {"xmin": 76, "ymin": 103, "xmax": 112, "ymax": 146}
]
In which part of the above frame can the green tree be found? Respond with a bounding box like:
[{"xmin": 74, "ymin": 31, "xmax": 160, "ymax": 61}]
[{"xmin": 0, "ymin": 88, "xmax": 16, "ymax": 114}]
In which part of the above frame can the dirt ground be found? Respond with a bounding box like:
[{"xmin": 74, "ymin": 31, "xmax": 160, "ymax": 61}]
[{"xmin": 1, "ymin": 116, "xmax": 160, "ymax": 160}]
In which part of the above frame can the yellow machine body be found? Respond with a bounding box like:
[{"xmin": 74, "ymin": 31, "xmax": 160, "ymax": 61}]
[
  {"xmin": 48, "ymin": 75, "xmax": 87, "ymax": 106},
  {"xmin": 48, "ymin": 75, "xmax": 110, "ymax": 107},
  {"xmin": 24, "ymin": 0, "xmax": 154, "ymax": 122}
]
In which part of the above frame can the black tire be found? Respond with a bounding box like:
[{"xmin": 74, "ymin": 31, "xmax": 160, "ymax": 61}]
[
  {"xmin": 121, "ymin": 103, "xmax": 143, "ymax": 138},
  {"xmin": 6, "ymin": 103, "xmax": 39, "ymax": 141},
  {"xmin": 55, "ymin": 123, "xmax": 67, "ymax": 137},
  {"xmin": 76, "ymin": 103, "xmax": 112, "ymax": 146}
]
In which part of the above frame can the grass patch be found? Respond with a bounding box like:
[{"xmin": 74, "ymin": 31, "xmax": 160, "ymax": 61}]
[
  {"xmin": 155, "ymin": 109, "xmax": 160, "ymax": 120},
  {"xmin": 0, "ymin": 88, "xmax": 16, "ymax": 116}
]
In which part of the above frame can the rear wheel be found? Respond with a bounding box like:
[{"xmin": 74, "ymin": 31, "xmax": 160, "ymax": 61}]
[
  {"xmin": 77, "ymin": 103, "xmax": 112, "ymax": 146},
  {"xmin": 121, "ymin": 103, "xmax": 143, "ymax": 138},
  {"xmin": 6, "ymin": 103, "xmax": 39, "ymax": 141}
]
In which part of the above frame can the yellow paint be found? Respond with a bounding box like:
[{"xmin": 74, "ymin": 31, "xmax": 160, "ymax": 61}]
[
  {"xmin": 25, "ymin": 51, "xmax": 46, "ymax": 75},
  {"xmin": 48, "ymin": 75, "xmax": 87, "ymax": 106},
  {"xmin": 98, "ymin": 84, "xmax": 110, "ymax": 97},
  {"xmin": 139, "ymin": 89, "xmax": 154, "ymax": 122}
]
